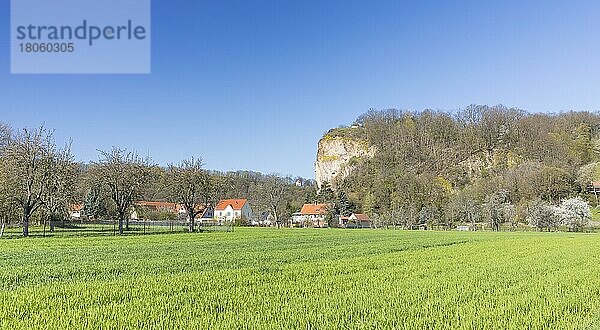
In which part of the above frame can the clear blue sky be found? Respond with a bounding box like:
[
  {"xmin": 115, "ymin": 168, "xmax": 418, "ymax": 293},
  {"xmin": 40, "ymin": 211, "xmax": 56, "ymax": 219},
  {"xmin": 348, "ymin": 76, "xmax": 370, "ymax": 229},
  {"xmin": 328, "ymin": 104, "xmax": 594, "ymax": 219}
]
[{"xmin": 1, "ymin": 0, "xmax": 600, "ymax": 178}]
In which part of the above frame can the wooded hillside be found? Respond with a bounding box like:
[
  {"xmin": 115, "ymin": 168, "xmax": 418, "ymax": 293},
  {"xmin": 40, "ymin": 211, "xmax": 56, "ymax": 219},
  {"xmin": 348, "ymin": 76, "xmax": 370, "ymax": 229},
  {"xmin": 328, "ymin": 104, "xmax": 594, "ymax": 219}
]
[{"xmin": 331, "ymin": 104, "xmax": 600, "ymax": 229}]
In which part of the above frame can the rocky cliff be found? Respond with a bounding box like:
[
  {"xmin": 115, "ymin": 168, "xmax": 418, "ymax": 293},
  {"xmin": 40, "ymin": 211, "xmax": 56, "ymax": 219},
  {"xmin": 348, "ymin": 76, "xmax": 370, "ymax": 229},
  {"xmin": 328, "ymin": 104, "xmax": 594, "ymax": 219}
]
[{"xmin": 315, "ymin": 128, "xmax": 375, "ymax": 189}]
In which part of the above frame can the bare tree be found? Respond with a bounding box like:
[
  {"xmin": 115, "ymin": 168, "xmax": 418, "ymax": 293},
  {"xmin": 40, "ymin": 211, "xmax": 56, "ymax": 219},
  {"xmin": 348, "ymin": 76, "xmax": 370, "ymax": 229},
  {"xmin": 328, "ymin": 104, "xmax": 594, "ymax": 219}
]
[
  {"xmin": 41, "ymin": 146, "xmax": 78, "ymax": 235},
  {"xmin": 450, "ymin": 196, "xmax": 473, "ymax": 228},
  {"xmin": 250, "ymin": 175, "xmax": 291, "ymax": 226},
  {"xmin": 483, "ymin": 190, "xmax": 510, "ymax": 231},
  {"xmin": 526, "ymin": 199, "xmax": 560, "ymax": 231},
  {"xmin": 0, "ymin": 123, "xmax": 14, "ymax": 237},
  {"xmin": 1, "ymin": 127, "xmax": 72, "ymax": 237},
  {"xmin": 91, "ymin": 148, "xmax": 153, "ymax": 235},
  {"xmin": 0, "ymin": 123, "xmax": 12, "ymax": 150},
  {"xmin": 167, "ymin": 157, "xmax": 210, "ymax": 232},
  {"xmin": 0, "ymin": 175, "xmax": 17, "ymax": 238}
]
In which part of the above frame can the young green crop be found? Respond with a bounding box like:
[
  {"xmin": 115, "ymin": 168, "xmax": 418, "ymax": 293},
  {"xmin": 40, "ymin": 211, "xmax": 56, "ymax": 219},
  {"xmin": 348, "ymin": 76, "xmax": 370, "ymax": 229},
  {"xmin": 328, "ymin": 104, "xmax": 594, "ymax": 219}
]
[{"xmin": 0, "ymin": 229, "xmax": 599, "ymax": 329}]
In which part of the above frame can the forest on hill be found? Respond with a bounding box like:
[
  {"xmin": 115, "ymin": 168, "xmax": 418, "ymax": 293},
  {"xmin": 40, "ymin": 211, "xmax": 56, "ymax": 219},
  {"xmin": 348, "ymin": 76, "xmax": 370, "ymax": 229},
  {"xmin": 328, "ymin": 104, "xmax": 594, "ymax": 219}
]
[{"xmin": 326, "ymin": 104, "xmax": 600, "ymax": 230}]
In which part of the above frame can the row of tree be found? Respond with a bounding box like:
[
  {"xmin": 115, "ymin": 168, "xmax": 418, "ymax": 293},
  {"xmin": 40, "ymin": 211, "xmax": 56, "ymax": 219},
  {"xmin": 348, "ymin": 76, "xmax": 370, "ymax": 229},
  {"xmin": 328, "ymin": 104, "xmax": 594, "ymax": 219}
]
[{"xmin": 0, "ymin": 124, "xmax": 317, "ymax": 237}]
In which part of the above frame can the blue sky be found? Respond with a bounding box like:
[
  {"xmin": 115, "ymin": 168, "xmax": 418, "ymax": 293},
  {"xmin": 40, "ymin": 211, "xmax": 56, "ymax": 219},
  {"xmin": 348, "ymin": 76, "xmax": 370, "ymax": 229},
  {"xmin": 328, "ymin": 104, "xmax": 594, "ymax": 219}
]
[{"xmin": 1, "ymin": 0, "xmax": 600, "ymax": 178}]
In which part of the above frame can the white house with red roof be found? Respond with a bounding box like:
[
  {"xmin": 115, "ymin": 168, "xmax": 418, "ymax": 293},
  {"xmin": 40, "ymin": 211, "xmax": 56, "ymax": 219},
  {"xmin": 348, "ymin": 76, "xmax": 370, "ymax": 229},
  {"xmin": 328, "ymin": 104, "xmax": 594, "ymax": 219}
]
[
  {"xmin": 70, "ymin": 204, "xmax": 84, "ymax": 219},
  {"xmin": 214, "ymin": 199, "xmax": 253, "ymax": 222},
  {"xmin": 291, "ymin": 203, "xmax": 332, "ymax": 228}
]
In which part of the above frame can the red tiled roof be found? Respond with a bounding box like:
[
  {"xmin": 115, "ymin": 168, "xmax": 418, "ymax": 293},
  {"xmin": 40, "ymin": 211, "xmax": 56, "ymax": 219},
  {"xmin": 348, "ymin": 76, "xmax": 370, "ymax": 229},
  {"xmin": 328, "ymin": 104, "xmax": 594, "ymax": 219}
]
[
  {"xmin": 592, "ymin": 182, "xmax": 600, "ymax": 187},
  {"xmin": 71, "ymin": 204, "xmax": 83, "ymax": 212},
  {"xmin": 300, "ymin": 203, "xmax": 331, "ymax": 215},
  {"xmin": 353, "ymin": 213, "xmax": 370, "ymax": 221},
  {"xmin": 215, "ymin": 199, "xmax": 247, "ymax": 211}
]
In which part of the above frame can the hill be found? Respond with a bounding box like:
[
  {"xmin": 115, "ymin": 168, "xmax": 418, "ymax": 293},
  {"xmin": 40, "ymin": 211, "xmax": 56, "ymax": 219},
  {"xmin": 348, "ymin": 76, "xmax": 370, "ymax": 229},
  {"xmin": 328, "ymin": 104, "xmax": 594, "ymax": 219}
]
[{"xmin": 315, "ymin": 104, "xmax": 600, "ymax": 228}]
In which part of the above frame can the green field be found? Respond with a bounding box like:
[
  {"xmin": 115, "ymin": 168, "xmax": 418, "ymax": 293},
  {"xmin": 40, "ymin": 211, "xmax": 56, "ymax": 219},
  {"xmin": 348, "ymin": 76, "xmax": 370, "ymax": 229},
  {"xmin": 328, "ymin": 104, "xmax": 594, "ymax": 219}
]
[{"xmin": 1, "ymin": 229, "xmax": 599, "ymax": 329}]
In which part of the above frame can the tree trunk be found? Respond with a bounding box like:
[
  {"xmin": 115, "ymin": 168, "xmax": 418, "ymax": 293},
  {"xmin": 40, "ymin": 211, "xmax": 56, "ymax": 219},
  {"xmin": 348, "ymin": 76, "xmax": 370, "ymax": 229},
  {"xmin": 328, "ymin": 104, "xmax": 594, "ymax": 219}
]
[
  {"xmin": 125, "ymin": 218, "xmax": 130, "ymax": 231},
  {"xmin": 272, "ymin": 206, "xmax": 279, "ymax": 225},
  {"xmin": 117, "ymin": 211, "xmax": 126, "ymax": 235},
  {"xmin": 23, "ymin": 220, "xmax": 29, "ymax": 237},
  {"xmin": 189, "ymin": 215, "xmax": 195, "ymax": 233},
  {"xmin": 0, "ymin": 222, "xmax": 5, "ymax": 238},
  {"xmin": 22, "ymin": 211, "xmax": 30, "ymax": 237}
]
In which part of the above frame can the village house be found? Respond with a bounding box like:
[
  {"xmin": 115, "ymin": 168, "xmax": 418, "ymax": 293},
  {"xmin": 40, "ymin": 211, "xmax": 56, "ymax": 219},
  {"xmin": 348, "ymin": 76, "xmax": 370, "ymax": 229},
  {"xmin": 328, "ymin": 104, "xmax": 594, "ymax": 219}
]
[
  {"xmin": 587, "ymin": 182, "xmax": 600, "ymax": 203},
  {"xmin": 197, "ymin": 207, "xmax": 215, "ymax": 223},
  {"xmin": 339, "ymin": 213, "xmax": 371, "ymax": 228},
  {"xmin": 214, "ymin": 199, "xmax": 253, "ymax": 223},
  {"xmin": 70, "ymin": 204, "xmax": 84, "ymax": 220},
  {"xmin": 291, "ymin": 203, "xmax": 332, "ymax": 228},
  {"xmin": 339, "ymin": 215, "xmax": 349, "ymax": 225},
  {"xmin": 251, "ymin": 211, "xmax": 275, "ymax": 227}
]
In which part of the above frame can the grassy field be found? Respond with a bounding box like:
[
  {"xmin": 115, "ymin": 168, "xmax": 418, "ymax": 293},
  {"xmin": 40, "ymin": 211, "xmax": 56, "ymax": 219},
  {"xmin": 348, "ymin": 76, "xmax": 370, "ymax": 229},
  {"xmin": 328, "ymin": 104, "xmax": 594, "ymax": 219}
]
[{"xmin": 0, "ymin": 228, "xmax": 599, "ymax": 329}]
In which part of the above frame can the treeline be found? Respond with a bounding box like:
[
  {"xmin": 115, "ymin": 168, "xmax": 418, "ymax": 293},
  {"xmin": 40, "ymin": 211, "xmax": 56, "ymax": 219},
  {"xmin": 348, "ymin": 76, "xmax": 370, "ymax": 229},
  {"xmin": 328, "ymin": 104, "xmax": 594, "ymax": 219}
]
[
  {"xmin": 329, "ymin": 105, "xmax": 600, "ymax": 231},
  {"xmin": 0, "ymin": 124, "xmax": 316, "ymax": 237}
]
